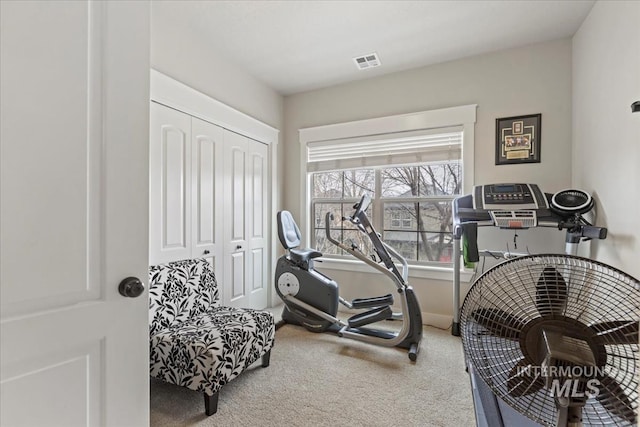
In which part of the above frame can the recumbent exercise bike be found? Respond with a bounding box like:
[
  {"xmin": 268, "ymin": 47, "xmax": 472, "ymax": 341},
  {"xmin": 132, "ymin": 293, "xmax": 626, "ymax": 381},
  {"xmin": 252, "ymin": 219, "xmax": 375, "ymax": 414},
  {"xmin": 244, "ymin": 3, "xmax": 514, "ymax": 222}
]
[{"xmin": 274, "ymin": 194, "xmax": 423, "ymax": 361}]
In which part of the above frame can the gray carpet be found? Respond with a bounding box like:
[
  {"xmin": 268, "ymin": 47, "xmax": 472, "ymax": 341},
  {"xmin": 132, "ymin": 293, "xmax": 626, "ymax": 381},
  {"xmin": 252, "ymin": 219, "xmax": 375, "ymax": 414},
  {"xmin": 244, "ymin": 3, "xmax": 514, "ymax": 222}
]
[{"xmin": 150, "ymin": 324, "xmax": 476, "ymax": 426}]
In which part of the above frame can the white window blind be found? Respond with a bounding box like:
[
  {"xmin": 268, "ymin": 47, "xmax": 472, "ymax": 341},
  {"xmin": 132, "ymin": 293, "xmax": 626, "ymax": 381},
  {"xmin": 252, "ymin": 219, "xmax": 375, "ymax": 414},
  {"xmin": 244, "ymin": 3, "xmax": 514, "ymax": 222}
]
[{"xmin": 307, "ymin": 126, "xmax": 463, "ymax": 172}]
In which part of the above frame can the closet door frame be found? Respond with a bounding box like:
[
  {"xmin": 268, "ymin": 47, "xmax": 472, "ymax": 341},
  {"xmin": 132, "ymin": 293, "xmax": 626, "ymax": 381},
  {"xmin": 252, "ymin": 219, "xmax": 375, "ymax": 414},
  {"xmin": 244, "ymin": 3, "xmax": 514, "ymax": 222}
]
[{"xmin": 150, "ymin": 70, "xmax": 279, "ymax": 307}]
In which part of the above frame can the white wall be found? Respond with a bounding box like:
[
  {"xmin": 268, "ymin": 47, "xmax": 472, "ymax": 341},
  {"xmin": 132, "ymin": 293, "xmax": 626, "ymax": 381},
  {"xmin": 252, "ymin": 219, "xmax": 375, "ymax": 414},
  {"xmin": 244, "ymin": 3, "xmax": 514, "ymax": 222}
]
[
  {"xmin": 572, "ymin": 1, "xmax": 640, "ymax": 279},
  {"xmin": 151, "ymin": 8, "xmax": 283, "ymax": 130},
  {"xmin": 283, "ymin": 39, "xmax": 574, "ymax": 321}
]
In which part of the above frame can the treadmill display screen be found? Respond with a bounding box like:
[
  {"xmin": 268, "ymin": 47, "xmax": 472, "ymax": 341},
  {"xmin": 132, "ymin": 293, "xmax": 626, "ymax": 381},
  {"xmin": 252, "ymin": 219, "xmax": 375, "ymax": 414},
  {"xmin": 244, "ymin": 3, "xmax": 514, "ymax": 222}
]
[
  {"xmin": 471, "ymin": 183, "xmax": 547, "ymax": 211},
  {"xmin": 493, "ymin": 184, "xmax": 517, "ymax": 193},
  {"xmin": 482, "ymin": 183, "xmax": 534, "ymax": 206}
]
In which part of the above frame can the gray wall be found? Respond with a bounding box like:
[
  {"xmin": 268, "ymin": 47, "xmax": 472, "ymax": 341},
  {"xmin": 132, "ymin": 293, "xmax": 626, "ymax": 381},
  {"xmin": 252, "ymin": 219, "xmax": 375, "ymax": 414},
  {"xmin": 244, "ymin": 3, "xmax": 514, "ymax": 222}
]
[
  {"xmin": 284, "ymin": 38, "xmax": 573, "ymax": 218},
  {"xmin": 572, "ymin": 1, "xmax": 640, "ymax": 279},
  {"xmin": 151, "ymin": 6, "xmax": 283, "ymax": 132},
  {"xmin": 282, "ymin": 39, "xmax": 573, "ymax": 319}
]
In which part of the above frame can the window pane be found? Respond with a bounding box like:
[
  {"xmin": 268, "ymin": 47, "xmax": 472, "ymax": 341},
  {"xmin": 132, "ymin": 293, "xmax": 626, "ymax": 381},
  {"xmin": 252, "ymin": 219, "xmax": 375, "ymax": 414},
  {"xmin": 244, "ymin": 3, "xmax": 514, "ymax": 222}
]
[
  {"xmin": 343, "ymin": 169, "xmax": 375, "ymax": 198},
  {"xmin": 313, "ymin": 202, "xmax": 342, "ymax": 254},
  {"xmin": 418, "ymin": 233, "xmax": 453, "ymax": 262},
  {"xmin": 383, "ymin": 230, "xmax": 418, "ymax": 261},
  {"xmin": 312, "ymin": 163, "xmax": 457, "ymax": 265},
  {"xmin": 418, "ymin": 161, "xmax": 462, "ymax": 196},
  {"xmin": 417, "ymin": 201, "xmax": 453, "ymax": 262},
  {"xmin": 343, "ymin": 229, "xmax": 374, "ymax": 257},
  {"xmin": 313, "ymin": 202, "xmax": 373, "ymax": 256},
  {"xmin": 313, "ymin": 172, "xmax": 342, "ymax": 198},
  {"xmin": 381, "ymin": 166, "xmax": 419, "ymax": 197},
  {"xmin": 383, "ymin": 203, "xmax": 418, "ymax": 261},
  {"xmin": 419, "ymin": 201, "xmax": 453, "ymax": 233},
  {"xmin": 384, "ymin": 202, "xmax": 418, "ymax": 230},
  {"xmin": 382, "ymin": 201, "xmax": 453, "ymax": 263},
  {"xmin": 313, "ymin": 202, "xmax": 342, "ymax": 228},
  {"xmin": 314, "ymin": 230, "xmax": 339, "ymax": 255}
]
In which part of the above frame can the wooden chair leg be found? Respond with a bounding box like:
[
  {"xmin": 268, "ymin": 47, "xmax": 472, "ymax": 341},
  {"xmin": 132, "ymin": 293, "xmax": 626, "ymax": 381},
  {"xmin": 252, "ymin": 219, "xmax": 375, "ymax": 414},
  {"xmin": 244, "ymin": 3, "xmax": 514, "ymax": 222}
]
[
  {"xmin": 261, "ymin": 349, "xmax": 271, "ymax": 368},
  {"xmin": 204, "ymin": 391, "xmax": 219, "ymax": 416}
]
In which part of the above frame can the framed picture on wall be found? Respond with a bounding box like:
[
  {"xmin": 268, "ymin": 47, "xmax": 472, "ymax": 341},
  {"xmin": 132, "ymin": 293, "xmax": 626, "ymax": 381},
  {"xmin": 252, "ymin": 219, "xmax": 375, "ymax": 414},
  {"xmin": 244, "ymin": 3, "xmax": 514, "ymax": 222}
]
[{"xmin": 495, "ymin": 114, "xmax": 541, "ymax": 165}]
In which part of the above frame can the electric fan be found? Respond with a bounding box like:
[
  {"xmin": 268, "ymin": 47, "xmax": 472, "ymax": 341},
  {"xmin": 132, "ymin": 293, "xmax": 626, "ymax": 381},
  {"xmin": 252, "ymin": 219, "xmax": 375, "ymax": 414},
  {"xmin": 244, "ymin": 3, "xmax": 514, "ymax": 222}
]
[{"xmin": 461, "ymin": 254, "xmax": 639, "ymax": 426}]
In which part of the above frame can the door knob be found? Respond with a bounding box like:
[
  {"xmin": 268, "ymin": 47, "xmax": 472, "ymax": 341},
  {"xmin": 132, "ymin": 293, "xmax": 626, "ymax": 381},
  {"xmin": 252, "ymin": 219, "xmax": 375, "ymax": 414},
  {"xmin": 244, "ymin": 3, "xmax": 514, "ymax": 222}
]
[
  {"xmin": 236, "ymin": 245, "xmax": 242, "ymax": 250},
  {"xmin": 118, "ymin": 277, "xmax": 145, "ymax": 298}
]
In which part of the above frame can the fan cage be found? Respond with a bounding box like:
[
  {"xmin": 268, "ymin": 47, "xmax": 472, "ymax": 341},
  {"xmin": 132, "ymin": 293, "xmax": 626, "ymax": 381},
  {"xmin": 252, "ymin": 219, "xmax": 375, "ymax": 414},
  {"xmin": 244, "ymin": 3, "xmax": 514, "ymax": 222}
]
[{"xmin": 461, "ymin": 254, "xmax": 639, "ymax": 426}]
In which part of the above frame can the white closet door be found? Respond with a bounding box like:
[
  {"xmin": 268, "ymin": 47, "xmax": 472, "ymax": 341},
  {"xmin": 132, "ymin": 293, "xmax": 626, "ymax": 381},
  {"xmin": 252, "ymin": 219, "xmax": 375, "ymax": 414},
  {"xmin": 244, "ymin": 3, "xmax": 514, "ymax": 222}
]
[
  {"xmin": 247, "ymin": 139, "xmax": 269, "ymax": 309},
  {"xmin": 223, "ymin": 130, "xmax": 249, "ymax": 307},
  {"xmin": 1, "ymin": 1, "xmax": 150, "ymax": 425},
  {"xmin": 191, "ymin": 117, "xmax": 223, "ymax": 275},
  {"xmin": 149, "ymin": 103, "xmax": 191, "ymax": 265}
]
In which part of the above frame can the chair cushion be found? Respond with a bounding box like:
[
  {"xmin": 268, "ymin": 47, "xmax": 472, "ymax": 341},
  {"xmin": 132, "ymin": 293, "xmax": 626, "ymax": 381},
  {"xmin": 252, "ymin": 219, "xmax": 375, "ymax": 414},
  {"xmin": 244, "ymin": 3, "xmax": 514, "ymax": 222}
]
[
  {"xmin": 149, "ymin": 306, "xmax": 275, "ymax": 395},
  {"xmin": 149, "ymin": 258, "xmax": 219, "ymax": 336}
]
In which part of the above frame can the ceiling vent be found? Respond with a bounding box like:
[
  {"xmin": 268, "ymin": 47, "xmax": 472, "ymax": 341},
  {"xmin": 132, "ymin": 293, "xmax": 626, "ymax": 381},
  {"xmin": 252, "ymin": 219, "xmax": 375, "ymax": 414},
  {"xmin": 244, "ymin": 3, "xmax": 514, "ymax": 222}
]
[{"xmin": 353, "ymin": 52, "xmax": 381, "ymax": 70}]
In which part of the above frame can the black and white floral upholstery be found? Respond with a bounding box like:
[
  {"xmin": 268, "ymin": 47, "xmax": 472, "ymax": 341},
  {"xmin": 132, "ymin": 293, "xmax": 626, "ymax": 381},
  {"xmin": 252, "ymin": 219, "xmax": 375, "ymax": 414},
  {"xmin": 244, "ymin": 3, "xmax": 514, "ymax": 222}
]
[{"xmin": 149, "ymin": 258, "xmax": 275, "ymax": 415}]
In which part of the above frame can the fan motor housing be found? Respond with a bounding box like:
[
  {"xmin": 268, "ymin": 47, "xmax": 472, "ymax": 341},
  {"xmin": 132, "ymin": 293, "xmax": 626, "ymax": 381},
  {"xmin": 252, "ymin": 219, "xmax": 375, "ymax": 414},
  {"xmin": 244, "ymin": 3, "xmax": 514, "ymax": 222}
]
[{"xmin": 551, "ymin": 189, "xmax": 594, "ymax": 217}]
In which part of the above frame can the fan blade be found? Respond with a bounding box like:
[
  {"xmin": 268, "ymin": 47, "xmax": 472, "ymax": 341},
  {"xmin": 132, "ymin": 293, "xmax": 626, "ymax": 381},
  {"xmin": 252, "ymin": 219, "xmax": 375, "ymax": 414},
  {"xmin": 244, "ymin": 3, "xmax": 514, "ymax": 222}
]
[
  {"xmin": 507, "ymin": 359, "xmax": 544, "ymax": 397},
  {"xmin": 596, "ymin": 374, "xmax": 637, "ymax": 424},
  {"xmin": 591, "ymin": 320, "xmax": 639, "ymax": 345},
  {"xmin": 470, "ymin": 308, "xmax": 526, "ymax": 340},
  {"xmin": 536, "ymin": 266, "xmax": 568, "ymax": 316}
]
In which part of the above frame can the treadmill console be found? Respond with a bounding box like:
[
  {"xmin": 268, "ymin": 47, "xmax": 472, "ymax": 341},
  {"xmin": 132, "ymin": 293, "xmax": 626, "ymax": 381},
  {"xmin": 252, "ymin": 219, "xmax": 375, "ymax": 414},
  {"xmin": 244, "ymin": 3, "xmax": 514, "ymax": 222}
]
[{"xmin": 473, "ymin": 183, "xmax": 548, "ymax": 211}]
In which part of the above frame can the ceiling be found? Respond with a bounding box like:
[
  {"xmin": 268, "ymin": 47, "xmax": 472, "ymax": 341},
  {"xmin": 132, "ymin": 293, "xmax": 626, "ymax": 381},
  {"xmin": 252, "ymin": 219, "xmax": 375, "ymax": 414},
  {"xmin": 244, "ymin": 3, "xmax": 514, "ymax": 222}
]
[{"xmin": 152, "ymin": 0, "xmax": 595, "ymax": 96}]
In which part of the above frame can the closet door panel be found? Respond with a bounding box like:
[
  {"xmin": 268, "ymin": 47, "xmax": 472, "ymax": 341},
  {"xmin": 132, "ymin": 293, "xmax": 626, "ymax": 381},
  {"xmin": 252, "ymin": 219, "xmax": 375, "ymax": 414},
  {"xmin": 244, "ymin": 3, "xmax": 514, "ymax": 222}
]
[
  {"xmin": 191, "ymin": 118, "xmax": 223, "ymax": 276},
  {"xmin": 223, "ymin": 130, "xmax": 249, "ymax": 306},
  {"xmin": 149, "ymin": 103, "xmax": 191, "ymax": 264},
  {"xmin": 247, "ymin": 139, "xmax": 268, "ymax": 309},
  {"xmin": 231, "ymin": 253, "xmax": 245, "ymax": 299},
  {"xmin": 231, "ymin": 147, "xmax": 246, "ymax": 241}
]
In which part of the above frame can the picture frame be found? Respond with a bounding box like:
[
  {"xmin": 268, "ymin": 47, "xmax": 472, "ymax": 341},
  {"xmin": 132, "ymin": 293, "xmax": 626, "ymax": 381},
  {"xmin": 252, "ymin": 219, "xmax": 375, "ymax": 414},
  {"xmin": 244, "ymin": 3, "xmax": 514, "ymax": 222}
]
[{"xmin": 495, "ymin": 113, "xmax": 541, "ymax": 165}]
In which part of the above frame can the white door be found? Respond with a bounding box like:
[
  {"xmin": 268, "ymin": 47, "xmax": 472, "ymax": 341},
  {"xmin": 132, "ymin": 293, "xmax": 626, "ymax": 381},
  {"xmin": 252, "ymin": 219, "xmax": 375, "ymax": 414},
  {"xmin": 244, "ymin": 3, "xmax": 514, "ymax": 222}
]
[
  {"xmin": 1, "ymin": 2, "xmax": 150, "ymax": 426},
  {"xmin": 223, "ymin": 131, "xmax": 269, "ymax": 309},
  {"xmin": 247, "ymin": 139, "xmax": 269, "ymax": 309},
  {"xmin": 149, "ymin": 103, "xmax": 192, "ymax": 265},
  {"xmin": 223, "ymin": 130, "xmax": 249, "ymax": 307}
]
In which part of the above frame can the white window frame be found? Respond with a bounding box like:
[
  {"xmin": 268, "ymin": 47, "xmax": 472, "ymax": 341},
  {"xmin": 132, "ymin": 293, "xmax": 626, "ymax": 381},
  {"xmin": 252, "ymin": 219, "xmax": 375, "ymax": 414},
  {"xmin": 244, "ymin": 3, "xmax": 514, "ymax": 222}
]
[{"xmin": 299, "ymin": 105, "xmax": 477, "ymax": 280}]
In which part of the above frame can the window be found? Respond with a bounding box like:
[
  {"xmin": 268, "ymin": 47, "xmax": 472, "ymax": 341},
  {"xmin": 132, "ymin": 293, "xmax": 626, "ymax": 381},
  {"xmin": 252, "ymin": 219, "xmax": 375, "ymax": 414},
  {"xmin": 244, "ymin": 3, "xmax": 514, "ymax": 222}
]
[
  {"xmin": 300, "ymin": 105, "xmax": 476, "ymax": 271},
  {"xmin": 311, "ymin": 159, "xmax": 461, "ymax": 264}
]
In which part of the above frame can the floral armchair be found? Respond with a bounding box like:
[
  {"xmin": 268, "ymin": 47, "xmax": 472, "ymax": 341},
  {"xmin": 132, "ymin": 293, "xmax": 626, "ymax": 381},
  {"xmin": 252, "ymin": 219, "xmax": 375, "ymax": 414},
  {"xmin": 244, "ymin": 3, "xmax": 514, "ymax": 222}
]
[{"xmin": 149, "ymin": 258, "xmax": 275, "ymax": 415}]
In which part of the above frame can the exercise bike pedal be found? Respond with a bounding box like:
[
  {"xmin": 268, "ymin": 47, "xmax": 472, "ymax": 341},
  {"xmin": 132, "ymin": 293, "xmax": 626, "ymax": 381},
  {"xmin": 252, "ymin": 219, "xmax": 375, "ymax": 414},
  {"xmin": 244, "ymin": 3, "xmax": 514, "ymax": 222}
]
[
  {"xmin": 351, "ymin": 293, "xmax": 394, "ymax": 309},
  {"xmin": 347, "ymin": 306, "xmax": 393, "ymax": 328}
]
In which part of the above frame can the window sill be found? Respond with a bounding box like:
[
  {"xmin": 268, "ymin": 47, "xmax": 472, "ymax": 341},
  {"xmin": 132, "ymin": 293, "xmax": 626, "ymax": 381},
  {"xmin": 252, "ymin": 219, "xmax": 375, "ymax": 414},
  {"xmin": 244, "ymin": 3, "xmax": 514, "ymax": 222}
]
[{"xmin": 314, "ymin": 258, "xmax": 475, "ymax": 283}]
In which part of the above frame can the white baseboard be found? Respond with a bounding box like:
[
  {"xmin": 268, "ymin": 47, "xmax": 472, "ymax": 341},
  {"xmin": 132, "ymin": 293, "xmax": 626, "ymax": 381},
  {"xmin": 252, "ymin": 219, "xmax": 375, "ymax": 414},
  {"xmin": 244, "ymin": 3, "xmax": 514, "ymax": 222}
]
[{"xmin": 421, "ymin": 312, "xmax": 453, "ymax": 330}]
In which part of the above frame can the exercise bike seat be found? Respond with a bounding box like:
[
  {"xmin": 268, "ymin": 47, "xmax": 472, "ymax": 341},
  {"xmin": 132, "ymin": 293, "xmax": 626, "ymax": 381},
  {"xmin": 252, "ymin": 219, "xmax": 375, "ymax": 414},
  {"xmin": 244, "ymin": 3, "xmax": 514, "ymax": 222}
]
[
  {"xmin": 277, "ymin": 210, "xmax": 323, "ymax": 270},
  {"xmin": 290, "ymin": 248, "xmax": 323, "ymax": 264}
]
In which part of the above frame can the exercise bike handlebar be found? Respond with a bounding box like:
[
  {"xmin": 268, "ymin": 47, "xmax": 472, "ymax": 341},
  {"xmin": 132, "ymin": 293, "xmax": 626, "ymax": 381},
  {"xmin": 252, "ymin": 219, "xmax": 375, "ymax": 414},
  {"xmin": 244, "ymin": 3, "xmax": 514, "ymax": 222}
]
[
  {"xmin": 324, "ymin": 194, "xmax": 409, "ymax": 286},
  {"xmin": 325, "ymin": 212, "xmax": 342, "ymax": 248},
  {"xmin": 381, "ymin": 240, "xmax": 409, "ymax": 282}
]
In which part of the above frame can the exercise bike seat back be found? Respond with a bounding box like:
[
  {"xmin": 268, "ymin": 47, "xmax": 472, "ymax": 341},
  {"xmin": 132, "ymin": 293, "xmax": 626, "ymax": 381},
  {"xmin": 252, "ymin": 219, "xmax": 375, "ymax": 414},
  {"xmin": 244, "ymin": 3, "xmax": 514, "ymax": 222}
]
[{"xmin": 277, "ymin": 210, "xmax": 322, "ymax": 270}]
